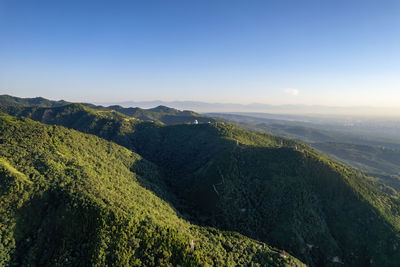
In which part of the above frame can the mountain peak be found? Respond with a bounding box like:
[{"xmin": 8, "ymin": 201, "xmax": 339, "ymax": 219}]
[{"xmin": 150, "ymin": 105, "xmax": 178, "ymax": 112}]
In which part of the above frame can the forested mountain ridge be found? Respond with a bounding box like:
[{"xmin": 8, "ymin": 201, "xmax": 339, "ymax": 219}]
[
  {"xmin": 0, "ymin": 103, "xmax": 142, "ymax": 149},
  {"xmin": 0, "ymin": 95, "xmax": 214, "ymax": 125},
  {"xmin": 210, "ymin": 113, "xmax": 400, "ymax": 194},
  {"xmin": 103, "ymin": 105, "xmax": 216, "ymax": 124},
  {"xmin": 2, "ymin": 102, "xmax": 400, "ymax": 266},
  {"xmin": 0, "ymin": 94, "xmax": 70, "ymax": 108},
  {"xmin": 130, "ymin": 122, "xmax": 400, "ymax": 266},
  {"xmin": 0, "ymin": 115, "xmax": 303, "ymax": 266},
  {"xmin": 313, "ymin": 142, "xmax": 400, "ymax": 186},
  {"xmin": 209, "ymin": 113, "xmax": 400, "ymax": 149},
  {"xmin": 2, "ymin": 97, "xmax": 400, "ymax": 266},
  {"xmin": 5, "ymin": 95, "xmax": 398, "ymax": 192}
]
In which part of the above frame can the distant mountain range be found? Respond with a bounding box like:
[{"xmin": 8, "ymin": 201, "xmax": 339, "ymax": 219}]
[
  {"xmin": 95, "ymin": 99, "xmax": 400, "ymax": 117},
  {"xmin": 2, "ymin": 94, "xmax": 399, "ymax": 117}
]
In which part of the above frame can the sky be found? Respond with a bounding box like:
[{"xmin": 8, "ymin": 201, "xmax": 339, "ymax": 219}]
[{"xmin": 0, "ymin": 0, "xmax": 399, "ymax": 107}]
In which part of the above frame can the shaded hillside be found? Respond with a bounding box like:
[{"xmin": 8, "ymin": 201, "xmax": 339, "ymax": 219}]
[
  {"xmin": 0, "ymin": 115, "xmax": 303, "ymax": 266},
  {"xmin": 130, "ymin": 122, "xmax": 400, "ymax": 266},
  {"xmin": 2, "ymin": 102, "xmax": 400, "ymax": 266},
  {"xmin": 210, "ymin": 113, "xmax": 400, "ymax": 193}
]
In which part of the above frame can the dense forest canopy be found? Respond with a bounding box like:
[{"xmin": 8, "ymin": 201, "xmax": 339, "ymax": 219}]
[
  {"xmin": 0, "ymin": 115, "xmax": 302, "ymax": 266},
  {"xmin": 1, "ymin": 95, "xmax": 400, "ymax": 266}
]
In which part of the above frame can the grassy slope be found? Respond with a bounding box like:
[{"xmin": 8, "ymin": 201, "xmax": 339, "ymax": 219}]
[{"xmin": 0, "ymin": 115, "xmax": 303, "ymax": 266}]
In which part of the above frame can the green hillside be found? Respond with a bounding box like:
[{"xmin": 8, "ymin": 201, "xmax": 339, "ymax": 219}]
[
  {"xmin": 0, "ymin": 115, "xmax": 303, "ymax": 266},
  {"xmin": 130, "ymin": 122, "xmax": 400, "ymax": 266},
  {"xmin": 2, "ymin": 101, "xmax": 400, "ymax": 266},
  {"xmin": 210, "ymin": 113, "xmax": 400, "ymax": 149},
  {"xmin": 208, "ymin": 113, "xmax": 335, "ymax": 143},
  {"xmin": 0, "ymin": 94, "xmax": 69, "ymax": 108},
  {"xmin": 313, "ymin": 142, "xmax": 400, "ymax": 175},
  {"xmin": 313, "ymin": 142, "xmax": 400, "ymax": 191},
  {"xmin": 0, "ymin": 103, "xmax": 144, "ymax": 150},
  {"xmin": 210, "ymin": 113, "xmax": 400, "ymax": 194},
  {"xmin": 105, "ymin": 105, "xmax": 215, "ymax": 125},
  {"xmin": 0, "ymin": 95, "xmax": 215, "ymax": 125}
]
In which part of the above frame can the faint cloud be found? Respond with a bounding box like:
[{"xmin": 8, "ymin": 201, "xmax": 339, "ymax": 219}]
[{"xmin": 284, "ymin": 88, "xmax": 299, "ymax": 96}]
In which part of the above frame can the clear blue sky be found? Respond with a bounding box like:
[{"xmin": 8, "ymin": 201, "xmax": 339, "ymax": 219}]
[{"xmin": 1, "ymin": 0, "xmax": 399, "ymax": 107}]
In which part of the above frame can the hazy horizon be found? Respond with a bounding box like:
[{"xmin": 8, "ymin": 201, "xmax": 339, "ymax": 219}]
[
  {"xmin": 91, "ymin": 99, "xmax": 400, "ymax": 117},
  {"xmin": 1, "ymin": 0, "xmax": 399, "ymax": 109},
  {"xmin": 3, "ymin": 93, "xmax": 400, "ymax": 117}
]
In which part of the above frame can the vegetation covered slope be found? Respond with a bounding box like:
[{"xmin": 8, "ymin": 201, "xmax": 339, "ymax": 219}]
[
  {"xmin": 0, "ymin": 103, "xmax": 143, "ymax": 150},
  {"xmin": 130, "ymin": 123, "xmax": 400, "ymax": 267},
  {"xmin": 313, "ymin": 142, "xmax": 400, "ymax": 176},
  {"xmin": 2, "ymin": 100, "xmax": 400, "ymax": 266},
  {"xmin": 0, "ymin": 95, "xmax": 215, "ymax": 125},
  {"xmin": 0, "ymin": 115, "xmax": 303, "ymax": 266},
  {"xmin": 210, "ymin": 113, "xmax": 400, "ymax": 194},
  {"xmin": 209, "ymin": 113, "xmax": 400, "ymax": 149},
  {"xmin": 0, "ymin": 94, "xmax": 69, "ymax": 108},
  {"xmin": 104, "ymin": 105, "xmax": 216, "ymax": 125},
  {"xmin": 313, "ymin": 142, "xmax": 400, "ymax": 192}
]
